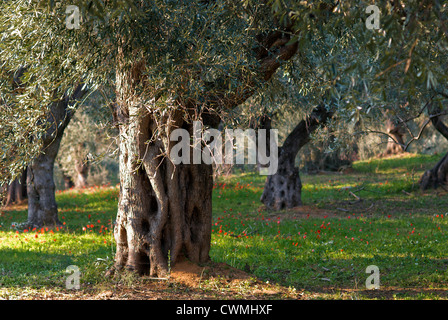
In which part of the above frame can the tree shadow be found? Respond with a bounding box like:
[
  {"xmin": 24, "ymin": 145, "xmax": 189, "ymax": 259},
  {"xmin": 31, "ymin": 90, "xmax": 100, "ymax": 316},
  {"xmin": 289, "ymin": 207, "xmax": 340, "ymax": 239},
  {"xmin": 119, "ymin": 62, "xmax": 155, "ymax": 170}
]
[{"xmin": 0, "ymin": 247, "xmax": 109, "ymax": 290}]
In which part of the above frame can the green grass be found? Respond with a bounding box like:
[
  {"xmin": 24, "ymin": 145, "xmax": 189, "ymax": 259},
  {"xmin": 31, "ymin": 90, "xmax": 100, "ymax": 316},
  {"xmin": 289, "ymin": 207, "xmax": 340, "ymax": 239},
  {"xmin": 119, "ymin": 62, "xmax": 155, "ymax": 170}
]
[
  {"xmin": 1, "ymin": 153, "xmax": 448, "ymax": 299},
  {"xmin": 209, "ymin": 153, "xmax": 448, "ymax": 299},
  {"xmin": 352, "ymin": 153, "xmax": 440, "ymax": 174},
  {"xmin": 0, "ymin": 186, "xmax": 118, "ymax": 293}
]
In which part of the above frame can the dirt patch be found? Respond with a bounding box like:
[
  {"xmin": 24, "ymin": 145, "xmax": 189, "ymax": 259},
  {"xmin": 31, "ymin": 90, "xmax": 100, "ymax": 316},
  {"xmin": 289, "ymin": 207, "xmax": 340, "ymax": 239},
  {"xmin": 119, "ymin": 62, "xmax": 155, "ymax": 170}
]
[
  {"xmin": 170, "ymin": 258, "xmax": 250, "ymax": 288},
  {"xmin": 262, "ymin": 205, "xmax": 339, "ymax": 220},
  {"xmin": 288, "ymin": 205, "xmax": 338, "ymax": 219},
  {"xmin": 305, "ymin": 286, "xmax": 448, "ymax": 300},
  {"xmin": 0, "ymin": 258, "xmax": 300, "ymax": 300},
  {"xmin": 2, "ymin": 260, "xmax": 447, "ymax": 300},
  {"xmin": 260, "ymin": 201, "xmax": 387, "ymax": 221},
  {"xmin": 169, "ymin": 257, "xmax": 294, "ymax": 298},
  {"xmin": 1, "ymin": 201, "xmax": 28, "ymax": 212}
]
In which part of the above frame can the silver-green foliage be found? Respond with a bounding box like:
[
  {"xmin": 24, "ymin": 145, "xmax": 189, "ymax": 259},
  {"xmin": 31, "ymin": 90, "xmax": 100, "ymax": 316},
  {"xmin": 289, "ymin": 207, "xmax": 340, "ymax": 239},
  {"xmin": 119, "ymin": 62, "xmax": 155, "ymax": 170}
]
[
  {"xmin": 1, "ymin": 0, "xmax": 447, "ymax": 184},
  {"xmin": 0, "ymin": 0, "xmax": 271, "ymax": 184}
]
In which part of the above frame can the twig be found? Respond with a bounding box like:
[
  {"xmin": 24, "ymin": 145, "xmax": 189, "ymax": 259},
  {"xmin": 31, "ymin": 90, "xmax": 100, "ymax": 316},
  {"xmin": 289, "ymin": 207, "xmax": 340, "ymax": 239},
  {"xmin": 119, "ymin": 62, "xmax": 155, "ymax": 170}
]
[
  {"xmin": 398, "ymin": 97, "xmax": 434, "ymax": 124},
  {"xmin": 349, "ymin": 191, "xmax": 360, "ymax": 201},
  {"xmin": 375, "ymin": 59, "xmax": 406, "ymax": 78},
  {"xmin": 404, "ymin": 38, "xmax": 419, "ymax": 73},
  {"xmin": 358, "ymin": 129, "xmax": 406, "ymax": 150},
  {"xmin": 403, "ymin": 118, "xmax": 431, "ymax": 151}
]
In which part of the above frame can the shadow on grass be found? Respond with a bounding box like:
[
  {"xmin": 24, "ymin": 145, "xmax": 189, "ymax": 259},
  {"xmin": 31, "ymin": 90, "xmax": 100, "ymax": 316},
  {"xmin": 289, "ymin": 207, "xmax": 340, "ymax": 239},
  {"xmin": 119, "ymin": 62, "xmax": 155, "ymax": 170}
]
[
  {"xmin": 0, "ymin": 247, "xmax": 74, "ymax": 288},
  {"xmin": 0, "ymin": 247, "xmax": 112, "ymax": 290},
  {"xmin": 314, "ymin": 195, "xmax": 448, "ymax": 216}
]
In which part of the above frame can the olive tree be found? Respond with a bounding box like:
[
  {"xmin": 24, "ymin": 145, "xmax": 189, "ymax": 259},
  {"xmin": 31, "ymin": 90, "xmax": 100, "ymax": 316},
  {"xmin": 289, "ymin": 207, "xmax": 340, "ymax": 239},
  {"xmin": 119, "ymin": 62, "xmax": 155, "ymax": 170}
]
[
  {"xmin": 1, "ymin": 0, "xmax": 446, "ymax": 277},
  {"xmin": 0, "ymin": 0, "xmax": 299, "ymax": 276}
]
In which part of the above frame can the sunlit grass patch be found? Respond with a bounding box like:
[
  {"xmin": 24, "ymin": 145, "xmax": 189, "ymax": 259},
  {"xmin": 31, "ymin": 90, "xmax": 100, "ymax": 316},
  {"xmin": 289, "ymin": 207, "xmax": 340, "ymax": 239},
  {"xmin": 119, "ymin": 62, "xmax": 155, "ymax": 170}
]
[
  {"xmin": 209, "ymin": 155, "xmax": 448, "ymax": 296},
  {"xmin": 0, "ymin": 155, "xmax": 447, "ymax": 299},
  {"xmin": 352, "ymin": 153, "xmax": 439, "ymax": 174},
  {"xmin": 0, "ymin": 186, "xmax": 119, "ymax": 292}
]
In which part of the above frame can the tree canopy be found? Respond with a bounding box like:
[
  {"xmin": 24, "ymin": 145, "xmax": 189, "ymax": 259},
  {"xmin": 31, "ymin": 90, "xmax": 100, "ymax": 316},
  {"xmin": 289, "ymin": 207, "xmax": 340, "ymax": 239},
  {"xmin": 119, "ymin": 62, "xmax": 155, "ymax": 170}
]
[
  {"xmin": 1, "ymin": 0, "xmax": 447, "ymax": 190},
  {"xmin": 0, "ymin": 0, "xmax": 293, "ymax": 184}
]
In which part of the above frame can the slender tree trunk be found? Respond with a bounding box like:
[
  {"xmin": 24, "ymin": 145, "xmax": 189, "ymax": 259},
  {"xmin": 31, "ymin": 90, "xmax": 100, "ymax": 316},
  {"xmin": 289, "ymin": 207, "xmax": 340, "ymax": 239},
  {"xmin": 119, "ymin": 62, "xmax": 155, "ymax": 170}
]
[
  {"xmin": 74, "ymin": 163, "xmax": 89, "ymax": 188},
  {"xmin": 419, "ymin": 104, "xmax": 448, "ymax": 190},
  {"xmin": 109, "ymin": 59, "xmax": 213, "ymax": 277},
  {"xmin": 62, "ymin": 172, "xmax": 75, "ymax": 189},
  {"xmin": 250, "ymin": 113, "xmax": 273, "ymax": 173},
  {"xmin": 2, "ymin": 68, "xmax": 28, "ymax": 207},
  {"xmin": 26, "ymin": 85, "xmax": 87, "ymax": 228},
  {"xmin": 74, "ymin": 143, "xmax": 89, "ymax": 188},
  {"xmin": 261, "ymin": 105, "xmax": 333, "ymax": 210},
  {"xmin": 27, "ymin": 136, "xmax": 63, "ymax": 228},
  {"xmin": 383, "ymin": 118, "xmax": 405, "ymax": 156},
  {"xmin": 3, "ymin": 169, "xmax": 27, "ymax": 206}
]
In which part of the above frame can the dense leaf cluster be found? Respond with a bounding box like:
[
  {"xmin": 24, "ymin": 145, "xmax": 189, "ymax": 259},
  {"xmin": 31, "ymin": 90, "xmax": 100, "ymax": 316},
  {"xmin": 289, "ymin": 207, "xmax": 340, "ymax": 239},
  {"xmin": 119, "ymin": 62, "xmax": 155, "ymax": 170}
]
[{"xmin": 0, "ymin": 0, "xmax": 447, "ymax": 184}]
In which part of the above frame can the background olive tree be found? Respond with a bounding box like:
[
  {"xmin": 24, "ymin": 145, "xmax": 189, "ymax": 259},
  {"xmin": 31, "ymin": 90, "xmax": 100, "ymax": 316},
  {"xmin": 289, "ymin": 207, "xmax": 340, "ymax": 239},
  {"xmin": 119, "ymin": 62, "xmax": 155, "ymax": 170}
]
[{"xmin": 55, "ymin": 90, "xmax": 119, "ymax": 190}]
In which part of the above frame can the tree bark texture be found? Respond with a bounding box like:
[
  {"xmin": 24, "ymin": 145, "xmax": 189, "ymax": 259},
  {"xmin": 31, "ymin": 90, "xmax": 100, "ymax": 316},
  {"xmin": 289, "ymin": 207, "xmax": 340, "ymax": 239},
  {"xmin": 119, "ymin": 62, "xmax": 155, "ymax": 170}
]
[
  {"xmin": 109, "ymin": 17, "xmax": 299, "ymax": 277},
  {"xmin": 26, "ymin": 85, "xmax": 87, "ymax": 228},
  {"xmin": 261, "ymin": 105, "xmax": 334, "ymax": 210},
  {"xmin": 27, "ymin": 133, "xmax": 63, "ymax": 228},
  {"xmin": 110, "ymin": 60, "xmax": 213, "ymax": 277},
  {"xmin": 383, "ymin": 118, "xmax": 405, "ymax": 156},
  {"xmin": 74, "ymin": 143, "xmax": 89, "ymax": 189},
  {"xmin": 419, "ymin": 104, "xmax": 448, "ymax": 190},
  {"xmin": 419, "ymin": 152, "xmax": 448, "ymax": 190}
]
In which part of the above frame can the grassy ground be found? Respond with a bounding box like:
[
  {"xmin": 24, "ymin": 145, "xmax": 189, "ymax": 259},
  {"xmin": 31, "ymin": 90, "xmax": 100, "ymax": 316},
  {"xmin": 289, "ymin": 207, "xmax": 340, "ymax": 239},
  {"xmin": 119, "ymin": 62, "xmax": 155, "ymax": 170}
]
[{"xmin": 0, "ymin": 152, "xmax": 447, "ymax": 300}]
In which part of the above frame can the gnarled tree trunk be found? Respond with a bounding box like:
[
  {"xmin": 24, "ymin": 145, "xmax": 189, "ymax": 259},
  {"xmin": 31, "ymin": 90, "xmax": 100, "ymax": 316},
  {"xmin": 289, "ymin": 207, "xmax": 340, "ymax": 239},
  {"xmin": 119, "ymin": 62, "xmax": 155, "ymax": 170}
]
[
  {"xmin": 419, "ymin": 104, "xmax": 448, "ymax": 190},
  {"xmin": 109, "ymin": 59, "xmax": 213, "ymax": 277},
  {"xmin": 383, "ymin": 118, "xmax": 405, "ymax": 156},
  {"xmin": 109, "ymin": 14, "xmax": 299, "ymax": 277},
  {"xmin": 261, "ymin": 147, "xmax": 302, "ymax": 210},
  {"xmin": 419, "ymin": 152, "xmax": 448, "ymax": 190},
  {"xmin": 261, "ymin": 105, "xmax": 334, "ymax": 210}
]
